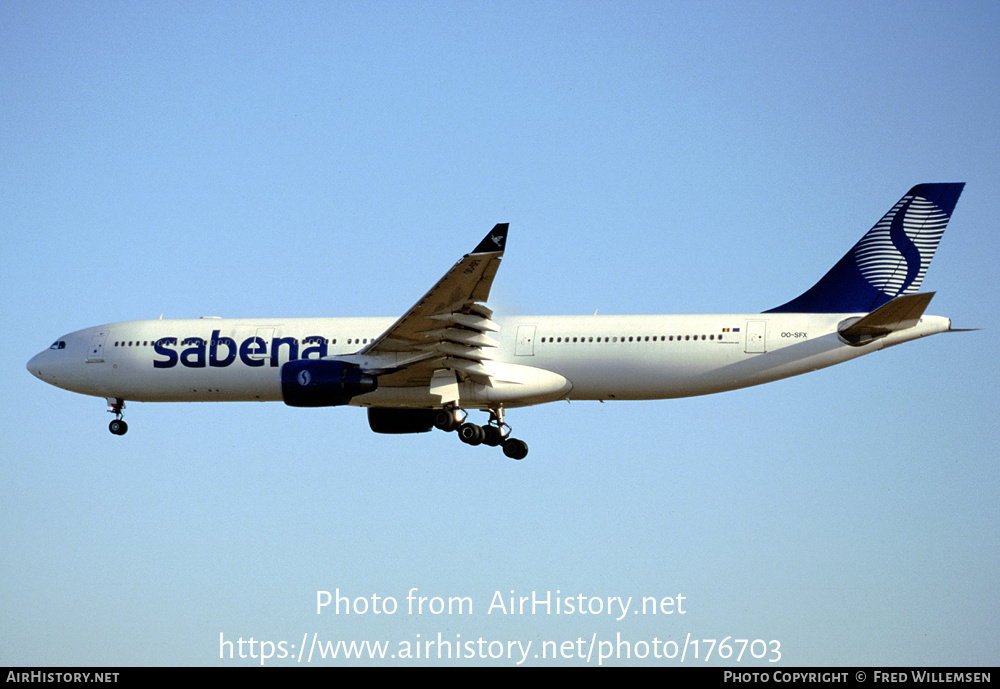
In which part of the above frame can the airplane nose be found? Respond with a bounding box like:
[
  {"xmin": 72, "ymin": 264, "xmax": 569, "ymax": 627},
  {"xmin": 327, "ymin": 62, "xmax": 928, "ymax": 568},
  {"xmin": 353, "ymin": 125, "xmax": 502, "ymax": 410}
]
[
  {"xmin": 27, "ymin": 351, "xmax": 46, "ymax": 380},
  {"xmin": 27, "ymin": 339, "xmax": 90, "ymax": 392}
]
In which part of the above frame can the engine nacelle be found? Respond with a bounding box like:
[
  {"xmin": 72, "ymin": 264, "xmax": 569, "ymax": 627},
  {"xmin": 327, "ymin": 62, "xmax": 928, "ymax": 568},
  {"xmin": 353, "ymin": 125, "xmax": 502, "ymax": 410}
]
[
  {"xmin": 280, "ymin": 359, "xmax": 377, "ymax": 407},
  {"xmin": 367, "ymin": 408, "xmax": 437, "ymax": 434}
]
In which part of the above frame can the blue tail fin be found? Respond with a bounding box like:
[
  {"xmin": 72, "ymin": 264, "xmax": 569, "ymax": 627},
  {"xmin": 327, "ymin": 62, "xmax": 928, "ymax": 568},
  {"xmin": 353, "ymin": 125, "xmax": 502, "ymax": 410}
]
[{"xmin": 766, "ymin": 183, "xmax": 964, "ymax": 313}]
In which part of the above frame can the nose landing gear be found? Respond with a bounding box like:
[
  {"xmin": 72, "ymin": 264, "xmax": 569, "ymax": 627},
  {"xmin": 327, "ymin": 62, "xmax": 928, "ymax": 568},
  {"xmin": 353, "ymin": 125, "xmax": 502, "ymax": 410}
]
[
  {"xmin": 107, "ymin": 397, "xmax": 128, "ymax": 435},
  {"xmin": 435, "ymin": 405, "xmax": 529, "ymax": 460}
]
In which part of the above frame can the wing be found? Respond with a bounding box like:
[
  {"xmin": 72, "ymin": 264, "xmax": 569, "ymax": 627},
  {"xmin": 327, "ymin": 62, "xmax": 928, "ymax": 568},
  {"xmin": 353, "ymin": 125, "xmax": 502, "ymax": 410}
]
[{"xmin": 349, "ymin": 224, "xmax": 509, "ymax": 390}]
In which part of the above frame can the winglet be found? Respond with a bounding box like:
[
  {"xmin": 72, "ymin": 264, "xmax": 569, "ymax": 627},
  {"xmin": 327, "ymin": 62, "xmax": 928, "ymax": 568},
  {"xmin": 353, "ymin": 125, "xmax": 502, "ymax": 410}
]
[{"xmin": 472, "ymin": 223, "xmax": 509, "ymax": 254}]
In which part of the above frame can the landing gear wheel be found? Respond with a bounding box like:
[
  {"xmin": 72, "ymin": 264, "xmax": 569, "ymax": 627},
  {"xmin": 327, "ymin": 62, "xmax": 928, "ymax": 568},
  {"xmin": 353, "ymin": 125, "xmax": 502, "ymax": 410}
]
[
  {"xmin": 458, "ymin": 423, "xmax": 484, "ymax": 446},
  {"xmin": 482, "ymin": 425, "xmax": 503, "ymax": 447},
  {"xmin": 446, "ymin": 405, "xmax": 528, "ymax": 458},
  {"xmin": 502, "ymin": 438, "xmax": 528, "ymax": 460},
  {"xmin": 106, "ymin": 397, "xmax": 127, "ymax": 435},
  {"xmin": 433, "ymin": 409, "xmax": 457, "ymax": 432}
]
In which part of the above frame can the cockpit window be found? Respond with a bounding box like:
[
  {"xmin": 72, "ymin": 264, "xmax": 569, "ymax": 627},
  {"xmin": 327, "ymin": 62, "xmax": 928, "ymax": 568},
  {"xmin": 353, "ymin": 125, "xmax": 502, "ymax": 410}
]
[{"xmin": 49, "ymin": 340, "xmax": 66, "ymax": 350}]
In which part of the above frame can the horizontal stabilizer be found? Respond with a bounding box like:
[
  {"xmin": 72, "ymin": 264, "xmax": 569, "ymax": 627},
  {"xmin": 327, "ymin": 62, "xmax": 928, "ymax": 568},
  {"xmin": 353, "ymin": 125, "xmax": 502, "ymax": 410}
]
[{"xmin": 839, "ymin": 292, "xmax": 935, "ymax": 345}]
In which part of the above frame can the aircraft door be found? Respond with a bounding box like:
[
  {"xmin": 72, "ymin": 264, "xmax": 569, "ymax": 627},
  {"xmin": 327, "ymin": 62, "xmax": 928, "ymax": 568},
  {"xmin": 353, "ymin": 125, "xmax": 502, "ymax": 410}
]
[
  {"xmin": 87, "ymin": 330, "xmax": 110, "ymax": 362},
  {"xmin": 515, "ymin": 325, "xmax": 536, "ymax": 356},
  {"xmin": 745, "ymin": 320, "xmax": 766, "ymax": 353}
]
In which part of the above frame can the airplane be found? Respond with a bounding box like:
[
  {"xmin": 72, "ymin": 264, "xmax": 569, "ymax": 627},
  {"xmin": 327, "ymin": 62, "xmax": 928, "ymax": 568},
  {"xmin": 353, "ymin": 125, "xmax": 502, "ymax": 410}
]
[{"xmin": 27, "ymin": 183, "xmax": 966, "ymax": 460}]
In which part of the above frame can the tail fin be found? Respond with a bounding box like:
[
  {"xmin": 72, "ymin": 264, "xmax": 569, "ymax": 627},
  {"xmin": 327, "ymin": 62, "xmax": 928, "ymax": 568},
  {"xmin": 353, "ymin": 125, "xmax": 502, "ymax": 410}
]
[{"xmin": 766, "ymin": 183, "xmax": 964, "ymax": 313}]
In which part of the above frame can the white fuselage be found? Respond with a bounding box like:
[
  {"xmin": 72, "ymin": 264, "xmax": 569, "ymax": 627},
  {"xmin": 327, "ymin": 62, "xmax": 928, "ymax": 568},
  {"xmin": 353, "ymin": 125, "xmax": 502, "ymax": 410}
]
[{"xmin": 26, "ymin": 312, "xmax": 951, "ymax": 410}]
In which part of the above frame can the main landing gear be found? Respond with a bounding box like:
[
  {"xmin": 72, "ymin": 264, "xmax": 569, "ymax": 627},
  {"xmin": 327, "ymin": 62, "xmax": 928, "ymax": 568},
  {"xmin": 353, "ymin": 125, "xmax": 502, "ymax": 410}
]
[
  {"xmin": 432, "ymin": 406, "xmax": 529, "ymax": 460},
  {"xmin": 107, "ymin": 397, "xmax": 128, "ymax": 436}
]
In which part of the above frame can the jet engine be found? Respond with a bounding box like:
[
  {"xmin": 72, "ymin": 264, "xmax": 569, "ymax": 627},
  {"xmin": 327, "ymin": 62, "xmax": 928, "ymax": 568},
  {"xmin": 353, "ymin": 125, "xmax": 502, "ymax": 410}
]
[
  {"xmin": 367, "ymin": 408, "xmax": 437, "ymax": 434},
  {"xmin": 280, "ymin": 359, "xmax": 377, "ymax": 407}
]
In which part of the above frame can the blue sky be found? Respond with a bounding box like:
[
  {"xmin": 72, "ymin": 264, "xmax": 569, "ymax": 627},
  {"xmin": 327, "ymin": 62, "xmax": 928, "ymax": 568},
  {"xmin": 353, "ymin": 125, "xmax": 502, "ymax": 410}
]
[{"xmin": 3, "ymin": 1, "xmax": 997, "ymax": 666}]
